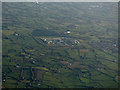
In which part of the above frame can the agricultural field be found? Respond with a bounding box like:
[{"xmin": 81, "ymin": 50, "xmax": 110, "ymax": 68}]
[{"xmin": 2, "ymin": 2, "xmax": 118, "ymax": 88}]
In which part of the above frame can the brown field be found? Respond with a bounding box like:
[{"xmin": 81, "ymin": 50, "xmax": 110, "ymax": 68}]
[
  {"xmin": 59, "ymin": 61, "xmax": 70, "ymax": 65},
  {"xmin": 68, "ymin": 61, "xmax": 86, "ymax": 68},
  {"xmin": 32, "ymin": 69, "xmax": 45, "ymax": 80}
]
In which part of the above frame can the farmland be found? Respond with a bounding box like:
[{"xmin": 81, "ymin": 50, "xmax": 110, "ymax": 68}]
[{"xmin": 2, "ymin": 2, "xmax": 118, "ymax": 88}]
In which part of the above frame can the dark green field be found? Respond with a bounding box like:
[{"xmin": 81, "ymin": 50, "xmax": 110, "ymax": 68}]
[{"xmin": 2, "ymin": 2, "xmax": 118, "ymax": 88}]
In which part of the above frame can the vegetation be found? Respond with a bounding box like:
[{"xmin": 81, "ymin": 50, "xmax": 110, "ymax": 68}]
[{"xmin": 2, "ymin": 2, "xmax": 118, "ymax": 88}]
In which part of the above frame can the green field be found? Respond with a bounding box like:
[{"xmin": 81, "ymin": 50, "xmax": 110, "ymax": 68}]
[{"xmin": 2, "ymin": 2, "xmax": 118, "ymax": 88}]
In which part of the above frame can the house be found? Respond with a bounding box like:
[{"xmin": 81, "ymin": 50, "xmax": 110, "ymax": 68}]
[
  {"xmin": 48, "ymin": 41, "xmax": 52, "ymax": 44},
  {"xmin": 64, "ymin": 30, "xmax": 71, "ymax": 34},
  {"xmin": 13, "ymin": 32, "xmax": 19, "ymax": 36},
  {"xmin": 67, "ymin": 31, "xmax": 71, "ymax": 34}
]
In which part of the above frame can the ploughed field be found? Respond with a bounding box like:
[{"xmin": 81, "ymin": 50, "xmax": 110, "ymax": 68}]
[{"xmin": 2, "ymin": 2, "xmax": 118, "ymax": 88}]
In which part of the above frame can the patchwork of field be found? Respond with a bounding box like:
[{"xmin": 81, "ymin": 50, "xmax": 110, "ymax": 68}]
[{"xmin": 2, "ymin": 2, "xmax": 118, "ymax": 88}]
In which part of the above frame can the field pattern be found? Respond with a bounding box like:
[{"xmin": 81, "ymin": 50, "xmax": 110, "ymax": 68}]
[{"xmin": 2, "ymin": 2, "xmax": 118, "ymax": 88}]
